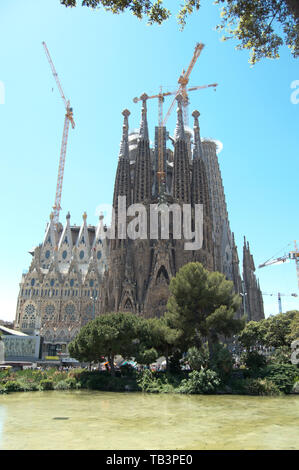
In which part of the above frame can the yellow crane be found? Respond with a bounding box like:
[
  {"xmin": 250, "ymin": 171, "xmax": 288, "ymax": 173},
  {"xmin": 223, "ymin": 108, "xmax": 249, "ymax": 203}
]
[{"xmin": 133, "ymin": 43, "xmax": 217, "ymax": 196}]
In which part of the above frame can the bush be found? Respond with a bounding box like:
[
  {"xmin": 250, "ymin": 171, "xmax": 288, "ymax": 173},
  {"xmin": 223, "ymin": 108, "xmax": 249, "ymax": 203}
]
[
  {"xmin": 53, "ymin": 377, "xmax": 77, "ymax": 390},
  {"xmin": 241, "ymin": 350, "xmax": 267, "ymax": 371},
  {"xmin": 261, "ymin": 364, "xmax": 299, "ymax": 394},
  {"xmin": 209, "ymin": 344, "xmax": 234, "ymax": 383},
  {"xmin": 185, "ymin": 346, "xmax": 209, "ymax": 371},
  {"xmin": 242, "ymin": 378, "xmax": 280, "ymax": 396},
  {"xmin": 137, "ymin": 369, "xmax": 178, "ymax": 393},
  {"xmin": 178, "ymin": 369, "xmax": 221, "ymax": 394},
  {"xmin": 269, "ymin": 346, "xmax": 291, "ymax": 365},
  {"xmin": 39, "ymin": 379, "xmax": 54, "ymax": 390},
  {"xmin": 3, "ymin": 380, "xmax": 22, "ymax": 393}
]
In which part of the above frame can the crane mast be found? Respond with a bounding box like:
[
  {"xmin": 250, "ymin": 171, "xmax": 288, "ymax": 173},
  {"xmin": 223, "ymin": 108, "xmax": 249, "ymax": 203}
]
[{"xmin": 42, "ymin": 41, "xmax": 75, "ymax": 227}]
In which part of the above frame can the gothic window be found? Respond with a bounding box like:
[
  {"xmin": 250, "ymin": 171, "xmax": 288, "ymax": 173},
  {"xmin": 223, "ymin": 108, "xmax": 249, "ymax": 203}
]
[
  {"xmin": 64, "ymin": 303, "xmax": 76, "ymax": 322},
  {"xmin": 79, "ymin": 250, "xmax": 84, "ymax": 259},
  {"xmin": 50, "ymin": 279, "xmax": 55, "ymax": 287},
  {"xmin": 45, "ymin": 250, "xmax": 50, "ymax": 259},
  {"xmin": 62, "ymin": 250, "xmax": 68, "ymax": 260},
  {"xmin": 70, "ymin": 279, "xmax": 74, "ymax": 287},
  {"xmin": 22, "ymin": 304, "xmax": 36, "ymax": 329},
  {"xmin": 82, "ymin": 304, "xmax": 93, "ymax": 326},
  {"xmin": 31, "ymin": 279, "xmax": 35, "ymax": 286},
  {"xmin": 44, "ymin": 304, "xmax": 55, "ymax": 321},
  {"xmin": 97, "ymin": 251, "xmax": 102, "ymax": 260},
  {"xmin": 89, "ymin": 279, "xmax": 94, "ymax": 287}
]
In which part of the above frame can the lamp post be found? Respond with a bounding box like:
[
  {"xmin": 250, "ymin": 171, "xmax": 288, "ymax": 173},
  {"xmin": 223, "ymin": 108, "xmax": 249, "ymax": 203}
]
[
  {"xmin": 240, "ymin": 280, "xmax": 248, "ymax": 320},
  {"xmin": 90, "ymin": 292, "xmax": 98, "ymax": 320}
]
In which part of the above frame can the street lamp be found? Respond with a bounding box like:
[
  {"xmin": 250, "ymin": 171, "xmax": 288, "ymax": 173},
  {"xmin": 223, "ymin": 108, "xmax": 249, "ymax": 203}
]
[
  {"xmin": 240, "ymin": 280, "xmax": 248, "ymax": 319},
  {"xmin": 90, "ymin": 292, "xmax": 98, "ymax": 320}
]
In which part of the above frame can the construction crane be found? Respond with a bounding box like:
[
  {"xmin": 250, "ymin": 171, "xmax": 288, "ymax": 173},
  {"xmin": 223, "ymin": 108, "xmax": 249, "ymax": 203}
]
[
  {"xmin": 164, "ymin": 42, "xmax": 217, "ymax": 127},
  {"xmin": 134, "ymin": 83, "xmax": 217, "ymax": 194},
  {"xmin": 133, "ymin": 43, "xmax": 217, "ymax": 196},
  {"xmin": 262, "ymin": 292, "xmax": 298, "ymax": 314},
  {"xmin": 42, "ymin": 41, "xmax": 75, "ymax": 227},
  {"xmin": 259, "ymin": 241, "xmax": 299, "ymax": 290}
]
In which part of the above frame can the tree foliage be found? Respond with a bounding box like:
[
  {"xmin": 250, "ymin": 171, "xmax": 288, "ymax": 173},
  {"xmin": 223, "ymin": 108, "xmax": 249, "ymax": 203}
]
[
  {"xmin": 68, "ymin": 312, "xmax": 144, "ymax": 374},
  {"xmin": 166, "ymin": 262, "xmax": 244, "ymax": 353},
  {"xmin": 238, "ymin": 310, "xmax": 299, "ymax": 350},
  {"xmin": 60, "ymin": 0, "xmax": 299, "ymax": 64}
]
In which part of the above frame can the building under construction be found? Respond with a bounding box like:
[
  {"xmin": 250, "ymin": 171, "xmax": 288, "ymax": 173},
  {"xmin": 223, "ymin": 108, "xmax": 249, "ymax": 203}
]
[{"xmin": 13, "ymin": 43, "xmax": 264, "ymax": 359}]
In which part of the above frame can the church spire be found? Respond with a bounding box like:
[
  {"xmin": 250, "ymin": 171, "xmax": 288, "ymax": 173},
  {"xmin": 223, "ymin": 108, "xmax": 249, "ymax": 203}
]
[
  {"xmin": 139, "ymin": 93, "xmax": 149, "ymax": 141},
  {"xmin": 118, "ymin": 109, "xmax": 130, "ymax": 160},
  {"xmin": 192, "ymin": 110, "xmax": 204, "ymax": 160},
  {"xmin": 173, "ymin": 95, "xmax": 190, "ymax": 203},
  {"xmin": 174, "ymin": 94, "xmax": 186, "ymax": 142},
  {"xmin": 133, "ymin": 94, "xmax": 152, "ymax": 203},
  {"xmin": 113, "ymin": 109, "xmax": 132, "ymax": 211}
]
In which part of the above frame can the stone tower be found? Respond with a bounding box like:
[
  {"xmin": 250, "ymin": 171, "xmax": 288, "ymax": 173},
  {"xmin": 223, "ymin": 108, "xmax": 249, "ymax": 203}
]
[
  {"xmin": 100, "ymin": 96, "xmax": 220, "ymax": 317},
  {"xmin": 243, "ymin": 237, "xmax": 264, "ymax": 321}
]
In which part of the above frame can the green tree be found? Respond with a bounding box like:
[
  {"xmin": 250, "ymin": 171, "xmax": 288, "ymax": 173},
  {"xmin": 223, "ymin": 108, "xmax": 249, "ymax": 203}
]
[
  {"xmin": 166, "ymin": 262, "xmax": 244, "ymax": 358},
  {"xmin": 146, "ymin": 316, "xmax": 180, "ymax": 370},
  {"xmin": 285, "ymin": 310, "xmax": 299, "ymax": 343},
  {"xmin": 68, "ymin": 312, "xmax": 144, "ymax": 375},
  {"xmin": 61, "ymin": 0, "xmax": 299, "ymax": 64},
  {"xmin": 237, "ymin": 320, "xmax": 267, "ymax": 350}
]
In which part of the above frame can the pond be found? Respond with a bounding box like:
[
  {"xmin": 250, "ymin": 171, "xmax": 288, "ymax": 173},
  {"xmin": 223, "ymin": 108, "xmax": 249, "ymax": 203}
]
[{"xmin": 0, "ymin": 391, "xmax": 298, "ymax": 450}]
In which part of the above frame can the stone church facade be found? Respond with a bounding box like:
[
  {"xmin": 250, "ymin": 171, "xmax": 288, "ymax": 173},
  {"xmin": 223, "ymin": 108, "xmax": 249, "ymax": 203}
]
[
  {"xmin": 99, "ymin": 95, "xmax": 264, "ymax": 321},
  {"xmin": 14, "ymin": 95, "xmax": 264, "ymax": 356}
]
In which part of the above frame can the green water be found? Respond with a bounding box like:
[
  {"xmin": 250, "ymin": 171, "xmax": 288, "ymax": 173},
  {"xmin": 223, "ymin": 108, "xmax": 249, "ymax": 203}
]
[{"xmin": 0, "ymin": 391, "xmax": 298, "ymax": 450}]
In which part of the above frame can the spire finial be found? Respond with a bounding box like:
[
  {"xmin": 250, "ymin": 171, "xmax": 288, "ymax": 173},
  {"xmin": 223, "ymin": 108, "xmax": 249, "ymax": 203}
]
[
  {"xmin": 174, "ymin": 94, "xmax": 186, "ymax": 142},
  {"xmin": 83, "ymin": 211, "xmax": 87, "ymax": 221},
  {"xmin": 66, "ymin": 211, "xmax": 71, "ymax": 220},
  {"xmin": 192, "ymin": 109, "xmax": 203, "ymax": 160},
  {"xmin": 119, "ymin": 109, "xmax": 130, "ymax": 160},
  {"xmin": 139, "ymin": 93, "xmax": 149, "ymax": 140}
]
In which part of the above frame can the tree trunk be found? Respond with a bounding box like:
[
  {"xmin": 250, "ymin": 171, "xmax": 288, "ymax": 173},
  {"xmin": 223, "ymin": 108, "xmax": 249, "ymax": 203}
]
[{"xmin": 108, "ymin": 354, "xmax": 115, "ymax": 376}]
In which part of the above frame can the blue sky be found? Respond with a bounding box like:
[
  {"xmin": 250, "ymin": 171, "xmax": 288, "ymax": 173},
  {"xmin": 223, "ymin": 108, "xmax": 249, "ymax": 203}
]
[{"xmin": 0, "ymin": 0, "xmax": 298, "ymax": 321}]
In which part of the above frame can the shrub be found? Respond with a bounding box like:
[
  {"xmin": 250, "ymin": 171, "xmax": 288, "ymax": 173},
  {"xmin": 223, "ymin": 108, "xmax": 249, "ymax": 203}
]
[
  {"xmin": 16, "ymin": 379, "xmax": 39, "ymax": 392},
  {"xmin": 185, "ymin": 346, "xmax": 209, "ymax": 371},
  {"xmin": 137, "ymin": 369, "xmax": 177, "ymax": 393},
  {"xmin": 178, "ymin": 369, "xmax": 220, "ymax": 394},
  {"xmin": 261, "ymin": 364, "xmax": 299, "ymax": 394},
  {"xmin": 209, "ymin": 344, "xmax": 234, "ymax": 383},
  {"xmin": 39, "ymin": 379, "xmax": 54, "ymax": 390},
  {"xmin": 269, "ymin": 346, "xmax": 291, "ymax": 365},
  {"xmin": 3, "ymin": 380, "xmax": 22, "ymax": 393},
  {"xmin": 241, "ymin": 350, "xmax": 267, "ymax": 371},
  {"xmin": 242, "ymin": 378, "xmax": 280, "ymax": 396},
  {"xmin": 54, "ymin": 380, "xmax": 73, "ymax": 390}
]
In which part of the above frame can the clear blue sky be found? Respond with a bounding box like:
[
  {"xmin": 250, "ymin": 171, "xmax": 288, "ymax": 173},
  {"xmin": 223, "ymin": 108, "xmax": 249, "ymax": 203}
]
[{"xmin": 0, "ymin": 0, "xmax": 298, "ymax": 321}]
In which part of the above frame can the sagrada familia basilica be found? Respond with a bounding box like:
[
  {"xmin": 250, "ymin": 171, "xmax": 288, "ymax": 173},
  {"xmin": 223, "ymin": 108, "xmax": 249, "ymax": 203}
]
[{"xmin": 14, "ymin": 95, "xmax": 264, "ymax": 358}]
